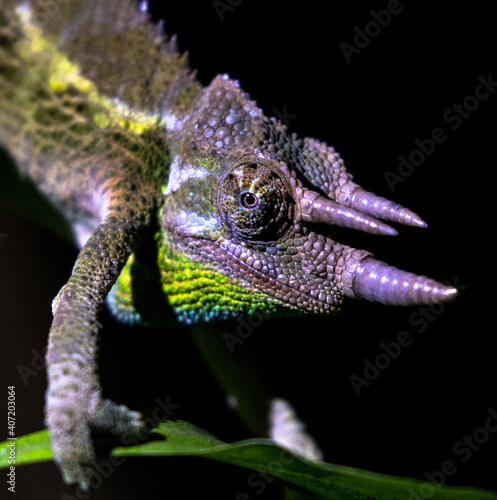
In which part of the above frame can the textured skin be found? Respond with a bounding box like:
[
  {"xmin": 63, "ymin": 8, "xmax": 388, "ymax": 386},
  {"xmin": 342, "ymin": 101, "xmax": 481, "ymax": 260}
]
[{"xmin": 0, "ymin": 0, "xmax": 457, "ymax": 491}]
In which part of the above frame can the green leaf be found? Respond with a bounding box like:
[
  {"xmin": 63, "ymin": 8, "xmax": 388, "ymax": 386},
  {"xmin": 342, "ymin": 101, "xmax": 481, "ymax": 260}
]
[
  {"xmin": 0, "ymin": 430, "xmax": 53, "ymax": 467},
  {"xmin": 1, "ymin": 422, "xmax": 496, "ymax": 500}
]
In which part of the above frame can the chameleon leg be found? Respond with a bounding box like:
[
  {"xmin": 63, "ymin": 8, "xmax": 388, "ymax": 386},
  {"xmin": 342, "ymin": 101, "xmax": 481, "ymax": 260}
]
[{"xmin": 45, "ymin": 176, "xmax": 156, "ymax": 491}]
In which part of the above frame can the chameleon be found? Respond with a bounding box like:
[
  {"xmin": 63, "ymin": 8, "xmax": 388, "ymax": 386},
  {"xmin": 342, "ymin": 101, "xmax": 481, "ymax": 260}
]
[{"xmin": 0, "ymin": 0, "xmax": 457, "ymax": 491}]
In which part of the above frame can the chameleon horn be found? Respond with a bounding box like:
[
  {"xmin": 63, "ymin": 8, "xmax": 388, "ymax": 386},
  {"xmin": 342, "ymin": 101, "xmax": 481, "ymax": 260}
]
[
  {"xmin": 343, "ymin": 251, "xmax": 458, "ymax": 305},
  {"xmin": 300, "ymin": 189, "xmax": 398, "ymax": 236},
  {"xmin": 337, "ymin": 181, "xmax": 427, "ymax": 228}
]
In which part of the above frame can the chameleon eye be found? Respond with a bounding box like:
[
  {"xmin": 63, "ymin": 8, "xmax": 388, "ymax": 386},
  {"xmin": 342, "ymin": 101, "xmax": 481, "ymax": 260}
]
[
  {"xmin": 217, "ymin": 160, "xmax": 295, "ymax": 244},
  {"xmin": 240, "ymin": 192, "xmax": 259, "ymax": 208}
]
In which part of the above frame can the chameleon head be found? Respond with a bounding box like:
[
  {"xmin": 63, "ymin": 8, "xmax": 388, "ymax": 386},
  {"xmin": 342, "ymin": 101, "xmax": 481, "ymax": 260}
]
[{"xmin": 161, "ymin": 75, "xmax": 457, "ymax": 323}]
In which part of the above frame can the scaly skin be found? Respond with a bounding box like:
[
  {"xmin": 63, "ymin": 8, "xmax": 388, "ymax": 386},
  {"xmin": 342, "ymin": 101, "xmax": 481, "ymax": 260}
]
[{"xmin": 0, "ymin": 0, "xmax": 457, "ymax": 491}]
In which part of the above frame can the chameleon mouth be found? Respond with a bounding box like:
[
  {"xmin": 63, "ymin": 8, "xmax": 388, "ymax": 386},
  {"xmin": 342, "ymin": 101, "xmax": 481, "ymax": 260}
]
[
  {"xmin": 217, "ymin": 238, "xmax": 458, "ymax": 313},
  {"xmin": 232, "ymin": 250, "xmax": 458, "ymax": 314},
  {"xmin": 218, "ymin": 243, "xmax": 345, "ymax": 316},
  {"xmin": 170, "ymin": 233, "xmax": 343, "ymax": 317},
  {"xmin": 174, "ymin": 224, "xmax": 458, "ymax": 322}
]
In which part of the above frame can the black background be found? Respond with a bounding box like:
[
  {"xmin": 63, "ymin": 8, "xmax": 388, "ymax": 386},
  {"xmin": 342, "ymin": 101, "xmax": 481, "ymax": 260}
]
[{"xmin": 0, "ymin": 1, "xmax": 495, "ymax": 498}]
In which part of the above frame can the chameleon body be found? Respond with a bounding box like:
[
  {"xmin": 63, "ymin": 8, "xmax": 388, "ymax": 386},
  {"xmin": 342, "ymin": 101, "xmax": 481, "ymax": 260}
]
[{"xmin": 0, "ymin": 0, "xmax": 457, "ymax": 490}]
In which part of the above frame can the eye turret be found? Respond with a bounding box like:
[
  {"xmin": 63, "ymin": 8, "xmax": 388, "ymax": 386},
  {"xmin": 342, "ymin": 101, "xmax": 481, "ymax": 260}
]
[{"xmin": 217, "ymin": 160, "xmax": 295, "ymax": 245}]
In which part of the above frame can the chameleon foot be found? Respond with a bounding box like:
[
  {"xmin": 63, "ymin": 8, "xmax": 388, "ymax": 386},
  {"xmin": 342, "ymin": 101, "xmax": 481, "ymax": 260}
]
[
  {"xmin": 48, "ymin": 399, "xmax": 144, "ymax": 491},
  {"xmin": 46, "ymin": 362, "xmax": 144, "ymax": 491},
  {"xmin": 89, "ymin": 398, "xmax": 145, "ymax": 436}
]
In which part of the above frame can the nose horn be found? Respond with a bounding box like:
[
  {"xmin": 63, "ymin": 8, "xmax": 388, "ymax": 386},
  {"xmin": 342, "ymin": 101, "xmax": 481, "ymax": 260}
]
[
  {"xmin": 300, "ymin": 189, "xmax": 398, "ymax": 236},
  {"xmin": 344, "ymin": 253, "xmax": 458, "ymax": 306},
  {"xmin": 337, "ymin": 182, "xmax": 428, "ymax": 228}
]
